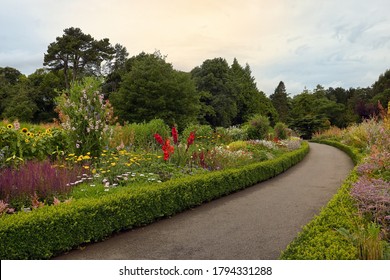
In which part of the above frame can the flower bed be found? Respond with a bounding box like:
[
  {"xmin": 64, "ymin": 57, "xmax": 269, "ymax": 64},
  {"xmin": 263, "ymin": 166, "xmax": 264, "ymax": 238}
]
[{"xmin": 0, "ymin": 142, "xmax": 309, "ymax": 259}]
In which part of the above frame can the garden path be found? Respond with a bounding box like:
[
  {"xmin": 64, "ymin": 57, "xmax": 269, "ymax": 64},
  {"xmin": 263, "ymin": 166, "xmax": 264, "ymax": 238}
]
[{"xmin": 55, "ymin": 143, "xmax": 354, "ymax": 260}]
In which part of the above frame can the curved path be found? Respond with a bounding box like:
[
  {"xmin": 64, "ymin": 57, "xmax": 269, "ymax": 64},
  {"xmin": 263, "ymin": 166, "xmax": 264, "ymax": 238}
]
[{"xmin": 55, "ymin": 143, "xmax": 354, "ymax": 260}]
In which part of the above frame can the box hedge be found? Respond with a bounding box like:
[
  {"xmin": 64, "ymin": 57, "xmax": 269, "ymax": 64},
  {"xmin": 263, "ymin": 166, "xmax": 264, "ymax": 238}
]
[{"xmin": 0, "ymin": 142, "xmax": 309, "ymax": 259}]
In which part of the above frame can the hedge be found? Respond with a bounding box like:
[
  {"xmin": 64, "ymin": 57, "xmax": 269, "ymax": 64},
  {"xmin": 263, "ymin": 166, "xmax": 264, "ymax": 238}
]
[
  {"xmin": 280, "ymin": 141, "xmax": 364, "ymax": 259},
  {"xmin": 0, "ymin": 142, "xmax": 309, "ymax": 259}
]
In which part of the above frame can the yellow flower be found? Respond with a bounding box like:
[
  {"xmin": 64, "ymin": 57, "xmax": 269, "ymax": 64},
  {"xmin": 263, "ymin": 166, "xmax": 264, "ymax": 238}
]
[
  {"xmin": 7, "ymin": 124, "xmax": 13, "ymax": 129},
  {"xmin": 111, "ymin": 162, "xmax": 116, "ymax": 167},
  {"xmin": 83, "ymin": 155, "xmax": 91, "ymax": 160},
  {"xmin": 25, "ymin": 139, "xmax": 30, "ymax": 143},
  {"xmin": 68, "ymin": 153, "xmax": 75, "ymax": 157},
  {"xmin": 83, "ymin": 165, "xmax": 90, "ymax": 169},
  {"xmin": 92, "ymin": 169, "xmax": 97, "ymax": 174},
  {"xmin": 22, "ymin": 128, "xmax": 28, "ymax": 133}
]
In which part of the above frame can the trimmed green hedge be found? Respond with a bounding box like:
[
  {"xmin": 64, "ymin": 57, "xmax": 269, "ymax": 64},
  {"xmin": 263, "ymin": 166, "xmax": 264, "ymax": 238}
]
[
  {"xmin": 0, "ymin": 142, "xmax": 309, "ymax": 259},
  {"xmin": 280, "ymin": 141, "xmax": 363, "ymax": 259}
]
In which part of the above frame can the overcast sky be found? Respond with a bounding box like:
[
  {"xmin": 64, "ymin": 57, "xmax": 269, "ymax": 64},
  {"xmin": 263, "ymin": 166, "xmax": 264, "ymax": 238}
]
[{"xmin": 1, "ymin": 0, "xmax": 389, "ymax": 95}]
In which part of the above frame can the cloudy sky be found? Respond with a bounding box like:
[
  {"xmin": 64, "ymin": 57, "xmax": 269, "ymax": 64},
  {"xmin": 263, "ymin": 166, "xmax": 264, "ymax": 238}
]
[{"xmin": 1, "ymin": 0, "xmax": 389, "ymax": 95}]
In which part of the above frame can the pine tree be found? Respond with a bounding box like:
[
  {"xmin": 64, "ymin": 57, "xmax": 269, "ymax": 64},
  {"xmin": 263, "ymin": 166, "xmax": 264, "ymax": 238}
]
[{"xmin": 270, "ymin": 81, "xmax": 290, "ymax": 123}]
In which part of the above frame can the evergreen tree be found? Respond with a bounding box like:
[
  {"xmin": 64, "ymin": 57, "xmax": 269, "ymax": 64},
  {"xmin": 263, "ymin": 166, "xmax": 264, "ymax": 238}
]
[
  {"xmin": 44, "ymin": 27, "xmax": 115, "ymax": 89},
  {"xmin": 270, "ymin": 81, "xmax": 290, "ymax": 123}
]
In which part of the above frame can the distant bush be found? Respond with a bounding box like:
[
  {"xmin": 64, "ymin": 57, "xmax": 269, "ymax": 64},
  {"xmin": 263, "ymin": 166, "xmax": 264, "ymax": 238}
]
[
  {"xmin": 274, "ymin": 122, "xmax": 288, "ymax": 140},
  {"xmin": 245, "ymin": 115, "xmax": 270, "ymax": 140}
]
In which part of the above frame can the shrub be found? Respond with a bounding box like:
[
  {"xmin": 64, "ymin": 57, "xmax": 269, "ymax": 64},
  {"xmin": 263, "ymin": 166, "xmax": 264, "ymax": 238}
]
[
  {"xmin": 226, "ymin": 140, "xmax": 248, "ymax": 151},
  {"xmin": 110, "ymin": 119, "xmax": 169, "ymax": 151},
  {"xmin": 351, "ymin": 176, "xmax": 390, "ymax": 239},
  {"xmin": 245, "ymin": 115, "xmax": 270, "ymax": 140},
  {"xmin": 274, "ymin": 122, "xmax": 288, "ymax": 140},
  {"xmin": 215, "ymin": 126, "xmax": 248, "ymax": 142}
]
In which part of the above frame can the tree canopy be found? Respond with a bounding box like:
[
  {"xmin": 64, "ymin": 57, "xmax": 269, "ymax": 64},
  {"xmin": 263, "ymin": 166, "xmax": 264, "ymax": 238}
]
[
  {"xmin": 270, "ymin": 81, "xmax": 290, "ymax": 123},
  {"xmin": 110, "ymin": 52, "xmax": 200, "ymax": 129},
  {"xmin": 44, "ymin": 27, "xmax": 115, "ymax": 89}
]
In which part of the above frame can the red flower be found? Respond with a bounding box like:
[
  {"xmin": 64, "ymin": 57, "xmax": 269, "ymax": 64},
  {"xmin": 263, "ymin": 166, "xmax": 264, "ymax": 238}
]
[
  {"xmin": 186, "ymin": 131, "xmax": 196, "ymax": 151},
  {"xmin": 171, "ymin": 127, "xmax": 179, "ymax": 145},
  {"xmin": 162, "ymin": 139, "xmax": 174, "ymax": 161},
  {"xmin": 154, "ymin": 133, "xmax": 164, "ymax": 146}
]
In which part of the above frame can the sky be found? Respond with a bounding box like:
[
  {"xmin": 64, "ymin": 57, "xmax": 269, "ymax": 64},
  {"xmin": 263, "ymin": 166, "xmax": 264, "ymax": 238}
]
[{"xmin": 1, "ymin": 0, "xmax": 389, "ymax": 95}]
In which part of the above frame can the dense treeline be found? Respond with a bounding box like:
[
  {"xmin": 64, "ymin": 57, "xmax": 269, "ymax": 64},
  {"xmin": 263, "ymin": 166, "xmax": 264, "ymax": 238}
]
[{"xmin": 1, "ymin": 27, "xmax": 389, "ymax": 137}]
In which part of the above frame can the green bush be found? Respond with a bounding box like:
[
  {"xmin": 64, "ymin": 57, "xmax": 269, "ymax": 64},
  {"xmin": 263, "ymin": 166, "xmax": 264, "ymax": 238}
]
[
  {"xmin": 0, "ymin": 142, "xmax": 309, "ymax": 259},
  {"xmin": 245, "ymin": 115, "xmax": 271, "ymax": 140},
  {"xmin": 110, "ymin": 119, "xmax": 169, "ymax": 151},
  {"xmin": 274, "ymin": 122, "xmax": 288, "ymax": 140}
]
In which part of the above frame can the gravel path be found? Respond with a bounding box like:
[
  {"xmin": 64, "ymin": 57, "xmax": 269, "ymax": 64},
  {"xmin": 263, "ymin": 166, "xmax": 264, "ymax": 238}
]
[{"xmin": 54, "ymin": 143, "xmax": 354, "ymax": 260}]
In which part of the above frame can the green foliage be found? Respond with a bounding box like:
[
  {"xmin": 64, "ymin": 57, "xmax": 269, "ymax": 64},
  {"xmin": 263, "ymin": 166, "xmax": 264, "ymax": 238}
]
[
  {"xmin": 270, "ymin": 81, "xmax": 289, "ymax": 123},
  {"xmin": 245, "ymin": 115, "xmax": 271, "ymax": 140},
  {"xmin": 110, "ymin": 119, "xmax": 170, "ymax": 151},
  {"xmin": 0, "ymin": 142, "xmax": 309, "ymax": 259},
  {"xmin": 191, "ymin": 58, "xmax": 277, "ymax": 127},
  {"xmin": 56, "ymin": 78, "xmax": 113, "ymax": 157},
  {"xmin": 44, "ymin": 27, "xmax": 115, "ymax": 89},
  {"xmin": 274, "ymin": 122, "xmax": 288, "ymax": 140},
  {"xmin": 226, "ymin": 140, "xmax": 248, "ymax": 151},
  {"xmin": 110, "ymin": 52, "xmax": 200, "ymax": 129}
]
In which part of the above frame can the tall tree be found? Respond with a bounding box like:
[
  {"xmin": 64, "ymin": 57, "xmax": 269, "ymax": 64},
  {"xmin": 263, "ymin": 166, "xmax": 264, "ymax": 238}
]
[
  {"xmin": 0, "ymin": 67, "xmax": 23, "ymax": 117},
  {"xmin": 371, "ymin": 69, "xmax": 390, "ymax": 107},
  {"xmin": 110, "ymin": 52, "xmax": 200, "ymax": 129},
  {"xmin": 102, "ymin": 44, "xmax": 129, "ymax": 98},
  {"xmin": 191, "ymin": 58, "xmax": 237, "ymax": 127},
  {"xmin": 28, "ymin": 69, "xmax": 64, "ymax": 122},
  {"xmin": 229, "ymin": 59, "xmax": 277, "ymax": 124},
  {"xmin": 44, "ymin": 27, "xmax": 115, "ymax": 89},
  {"xmin": 269, "ymin": 81, "xmax": 290, "ymax": 123}
]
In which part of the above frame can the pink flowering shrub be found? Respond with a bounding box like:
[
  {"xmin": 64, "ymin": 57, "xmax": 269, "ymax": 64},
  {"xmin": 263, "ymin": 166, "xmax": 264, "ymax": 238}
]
[{"xmin": 351, "ymin": 176, "xmax": 390, "ymax": 238}]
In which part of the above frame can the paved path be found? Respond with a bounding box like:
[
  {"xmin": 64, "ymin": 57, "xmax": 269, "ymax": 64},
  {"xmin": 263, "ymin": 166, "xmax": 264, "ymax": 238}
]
[{"xmin": 55, "ymin": 143, "xmax": 354, "ymax": 260}]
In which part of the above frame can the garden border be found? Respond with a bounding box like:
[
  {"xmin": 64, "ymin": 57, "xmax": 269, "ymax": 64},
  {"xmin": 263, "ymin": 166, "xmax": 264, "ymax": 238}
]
[{"xmin": 0, "ymin": 142, "xmax": 309, "ymax": 259}]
